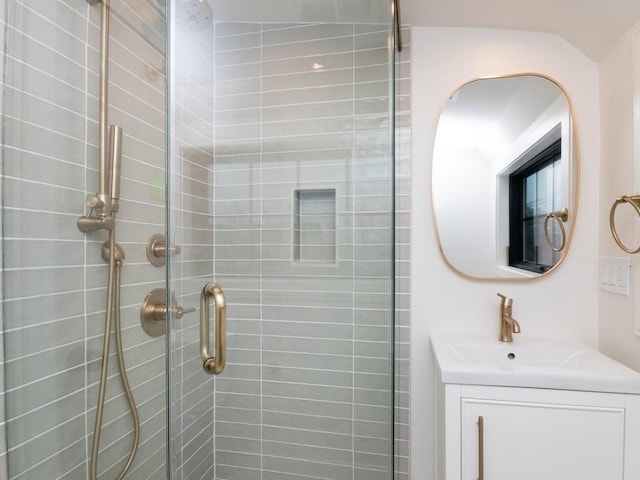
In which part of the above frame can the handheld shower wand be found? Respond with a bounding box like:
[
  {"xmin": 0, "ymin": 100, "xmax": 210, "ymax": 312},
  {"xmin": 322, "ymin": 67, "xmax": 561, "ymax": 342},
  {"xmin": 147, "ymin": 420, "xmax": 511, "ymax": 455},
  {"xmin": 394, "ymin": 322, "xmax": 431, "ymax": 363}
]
[
  {"xmin": 109, "ymin": 124, "xmax": 123, "ymax": 212},
  {"xmin": 76, "ymin": 125, "xmax": 121, "ymax": 232}
]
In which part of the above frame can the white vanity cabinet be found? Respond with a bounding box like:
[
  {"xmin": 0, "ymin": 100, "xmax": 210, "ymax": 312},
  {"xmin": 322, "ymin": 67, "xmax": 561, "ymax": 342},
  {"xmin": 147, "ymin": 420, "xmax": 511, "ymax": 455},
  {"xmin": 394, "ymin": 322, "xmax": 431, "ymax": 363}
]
[{"xmin": 435, "ymin": 383, "xmax": 640, "ymax": 480}]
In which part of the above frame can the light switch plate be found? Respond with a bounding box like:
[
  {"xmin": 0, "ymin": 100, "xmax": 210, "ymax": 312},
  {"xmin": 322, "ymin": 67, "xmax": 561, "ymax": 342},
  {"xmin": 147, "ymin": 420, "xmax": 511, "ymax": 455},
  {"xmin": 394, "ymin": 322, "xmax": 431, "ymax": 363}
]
[{"xmin": 600, "ymin": 257, "xmax": 631, "ymax": 296}]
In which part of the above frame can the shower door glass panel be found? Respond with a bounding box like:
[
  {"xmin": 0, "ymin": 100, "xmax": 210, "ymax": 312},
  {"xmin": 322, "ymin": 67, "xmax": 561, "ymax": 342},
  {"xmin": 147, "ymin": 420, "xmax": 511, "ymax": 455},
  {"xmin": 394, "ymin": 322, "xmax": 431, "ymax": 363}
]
[
  {"xmin": 168, "ymin": 1, "xmax": 396, "ymax": 479},
  {"xmin": 1, "ymin": 1, "xmax": 168, "ymax": 479}
]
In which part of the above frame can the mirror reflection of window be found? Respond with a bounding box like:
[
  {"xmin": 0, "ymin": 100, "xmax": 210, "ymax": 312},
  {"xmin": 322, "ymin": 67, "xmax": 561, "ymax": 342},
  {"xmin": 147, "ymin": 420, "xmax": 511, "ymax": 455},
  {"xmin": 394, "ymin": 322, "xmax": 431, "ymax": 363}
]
[{"xmin": 509, "ymin": 139, "xmax": 562, "ymax": 273}]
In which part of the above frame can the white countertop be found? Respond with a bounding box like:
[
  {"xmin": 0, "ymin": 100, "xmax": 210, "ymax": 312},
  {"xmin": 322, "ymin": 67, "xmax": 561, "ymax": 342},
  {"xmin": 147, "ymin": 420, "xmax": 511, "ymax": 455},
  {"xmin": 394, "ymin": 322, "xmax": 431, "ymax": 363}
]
[{"xmin": 430, "ymin": 334, "xmax": 640, "ymax": 394}]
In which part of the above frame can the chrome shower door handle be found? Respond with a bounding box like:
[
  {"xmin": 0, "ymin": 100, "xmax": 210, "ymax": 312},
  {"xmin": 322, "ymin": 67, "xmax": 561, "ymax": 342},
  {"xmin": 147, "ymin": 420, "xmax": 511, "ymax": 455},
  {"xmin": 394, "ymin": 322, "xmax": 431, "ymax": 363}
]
[{"xmin": 200, "ymin": 282, "xmax": 226, "ymax": 375}]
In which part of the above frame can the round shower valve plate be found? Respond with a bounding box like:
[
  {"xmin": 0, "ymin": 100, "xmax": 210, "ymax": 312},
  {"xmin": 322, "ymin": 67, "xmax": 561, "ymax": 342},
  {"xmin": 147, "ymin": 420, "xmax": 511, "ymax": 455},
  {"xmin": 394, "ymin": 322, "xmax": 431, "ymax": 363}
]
[
  {"xmin": 146, "ymin": 234, "xmax": 167, "ymax": 267},
  {"xmin": 141, "ymin": 288, "xmax": 167, "ymax": 337}
]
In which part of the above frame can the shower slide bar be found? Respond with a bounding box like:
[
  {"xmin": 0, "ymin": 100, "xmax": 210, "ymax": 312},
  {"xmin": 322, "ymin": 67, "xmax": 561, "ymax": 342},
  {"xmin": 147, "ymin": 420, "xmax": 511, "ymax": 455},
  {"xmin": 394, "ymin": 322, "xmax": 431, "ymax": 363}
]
[
  {"xmin": 77, "ymin": 1, "xmax": 141, "ymax": 479},
  {"xmin": 78, "ymin": 0, "xmax": 124, "ymax": 232}
]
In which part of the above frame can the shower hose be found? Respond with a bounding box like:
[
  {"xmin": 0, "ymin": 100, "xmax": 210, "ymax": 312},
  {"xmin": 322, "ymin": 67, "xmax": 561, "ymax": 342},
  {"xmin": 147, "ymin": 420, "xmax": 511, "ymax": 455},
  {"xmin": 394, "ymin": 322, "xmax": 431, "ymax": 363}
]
[{"xmin": 90, "ymin": 221, "xmax": 141, "ymax": 480}]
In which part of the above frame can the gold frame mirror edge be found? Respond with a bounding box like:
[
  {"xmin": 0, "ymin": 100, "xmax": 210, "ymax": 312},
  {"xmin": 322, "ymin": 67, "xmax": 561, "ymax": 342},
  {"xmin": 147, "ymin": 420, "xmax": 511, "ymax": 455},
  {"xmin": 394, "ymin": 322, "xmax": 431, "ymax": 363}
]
[{"xmin": 431, "ymin": 72, "xmax": 581, "ymax": 281}]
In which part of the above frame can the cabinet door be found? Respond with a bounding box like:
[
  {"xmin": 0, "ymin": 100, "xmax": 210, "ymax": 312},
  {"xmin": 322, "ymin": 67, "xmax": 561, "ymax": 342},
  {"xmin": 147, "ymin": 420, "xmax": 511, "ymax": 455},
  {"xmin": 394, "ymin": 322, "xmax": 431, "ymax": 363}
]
[{"xmin": 461, "ymin": 398, "xmax": 625, "ymax": 480}]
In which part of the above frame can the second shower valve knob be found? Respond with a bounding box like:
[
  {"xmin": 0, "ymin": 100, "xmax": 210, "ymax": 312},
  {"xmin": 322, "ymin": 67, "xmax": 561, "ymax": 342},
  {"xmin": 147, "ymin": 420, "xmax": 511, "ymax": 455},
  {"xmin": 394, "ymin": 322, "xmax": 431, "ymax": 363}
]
[{"xmin": 146, "ymin": 233, "xmax": 181, "ymax": 267}]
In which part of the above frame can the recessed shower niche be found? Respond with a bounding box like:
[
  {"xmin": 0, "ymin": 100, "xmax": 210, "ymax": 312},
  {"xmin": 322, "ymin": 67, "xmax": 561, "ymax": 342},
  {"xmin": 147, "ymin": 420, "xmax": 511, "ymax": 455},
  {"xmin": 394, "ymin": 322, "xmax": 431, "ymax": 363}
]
[{"xmin": 293, "ymin": 188, "xmax": 337, "ymax": 264}]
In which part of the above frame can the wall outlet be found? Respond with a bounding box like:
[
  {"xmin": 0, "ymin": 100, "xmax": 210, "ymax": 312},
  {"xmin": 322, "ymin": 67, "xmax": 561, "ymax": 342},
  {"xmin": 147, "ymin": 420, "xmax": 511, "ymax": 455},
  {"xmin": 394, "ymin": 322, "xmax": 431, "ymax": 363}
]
[{"xmin": 600, "ymin": 257, "xmax": 631, "ymax": 296}]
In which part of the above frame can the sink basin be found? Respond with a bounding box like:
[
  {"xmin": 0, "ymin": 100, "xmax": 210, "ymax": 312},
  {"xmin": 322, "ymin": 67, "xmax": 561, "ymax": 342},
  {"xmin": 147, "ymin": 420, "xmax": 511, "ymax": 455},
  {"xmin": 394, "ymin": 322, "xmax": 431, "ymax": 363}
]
[{"xmin": 431, "ymin": 335, "xmax": 640, "ymax": 394}]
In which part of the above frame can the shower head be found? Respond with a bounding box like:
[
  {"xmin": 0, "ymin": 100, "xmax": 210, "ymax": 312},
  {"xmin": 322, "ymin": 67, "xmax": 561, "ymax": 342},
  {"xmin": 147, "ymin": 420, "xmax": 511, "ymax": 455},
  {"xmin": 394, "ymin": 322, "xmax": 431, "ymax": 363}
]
[{"xmin": 175, "ymin": 0, "xmax": 213, "ymax": 33}]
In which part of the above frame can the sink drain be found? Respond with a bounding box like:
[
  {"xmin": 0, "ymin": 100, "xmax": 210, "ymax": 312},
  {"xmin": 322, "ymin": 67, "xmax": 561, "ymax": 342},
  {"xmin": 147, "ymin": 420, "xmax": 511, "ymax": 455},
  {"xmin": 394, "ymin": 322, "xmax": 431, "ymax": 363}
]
[{"xmin": 507, "ymin": 352, "xmax": 516, "ymax": 360}]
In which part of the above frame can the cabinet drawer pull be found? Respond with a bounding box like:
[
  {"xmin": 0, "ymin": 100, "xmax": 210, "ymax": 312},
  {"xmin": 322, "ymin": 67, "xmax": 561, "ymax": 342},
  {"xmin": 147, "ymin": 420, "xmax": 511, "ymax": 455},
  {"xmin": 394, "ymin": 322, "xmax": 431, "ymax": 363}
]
[{"xmin": 478, "ymin": 415, "xmax": 484, "ymax": 480}]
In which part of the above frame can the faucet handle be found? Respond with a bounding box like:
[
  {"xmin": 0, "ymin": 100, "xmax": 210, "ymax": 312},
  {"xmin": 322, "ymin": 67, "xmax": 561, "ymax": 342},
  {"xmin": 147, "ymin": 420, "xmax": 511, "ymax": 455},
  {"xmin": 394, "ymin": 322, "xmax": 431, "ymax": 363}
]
[{"xmin": 497, "ymin": 293, "xmax": 512, "ymax": 306}]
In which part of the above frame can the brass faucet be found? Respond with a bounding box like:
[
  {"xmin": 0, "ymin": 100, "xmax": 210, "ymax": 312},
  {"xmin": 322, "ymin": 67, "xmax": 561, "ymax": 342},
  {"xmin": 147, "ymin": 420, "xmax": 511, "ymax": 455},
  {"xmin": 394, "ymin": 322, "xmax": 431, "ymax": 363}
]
[{"xmin": 497, "ymin": 293, "xmax": 520, "ymax": 342}]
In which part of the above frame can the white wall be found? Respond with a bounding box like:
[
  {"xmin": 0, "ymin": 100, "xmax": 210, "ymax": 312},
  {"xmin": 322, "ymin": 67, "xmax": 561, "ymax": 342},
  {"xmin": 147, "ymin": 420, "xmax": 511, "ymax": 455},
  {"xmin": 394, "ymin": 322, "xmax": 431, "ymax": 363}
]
[
  {"xmin": 433, "ymin": 147, "xmax": 495, "ymax": 275},
  {"xmin": 598, "ymin": 19, "xmax": 640, "ymax": 370},
  {"xmin": 411, "ymin": 27, "xmax": 600, "ymax": 480}
]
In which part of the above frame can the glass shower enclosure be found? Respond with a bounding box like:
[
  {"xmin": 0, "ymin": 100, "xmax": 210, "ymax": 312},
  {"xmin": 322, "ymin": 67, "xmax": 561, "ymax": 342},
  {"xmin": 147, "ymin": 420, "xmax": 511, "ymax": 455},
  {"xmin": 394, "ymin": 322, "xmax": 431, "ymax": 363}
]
[
  {"xmin": 0, "ymin": 0, "xmax": 398, "ymax": 478},
  {"xmin": 167, "ymin": 1, "xmax": 397, "ymax": 478}
]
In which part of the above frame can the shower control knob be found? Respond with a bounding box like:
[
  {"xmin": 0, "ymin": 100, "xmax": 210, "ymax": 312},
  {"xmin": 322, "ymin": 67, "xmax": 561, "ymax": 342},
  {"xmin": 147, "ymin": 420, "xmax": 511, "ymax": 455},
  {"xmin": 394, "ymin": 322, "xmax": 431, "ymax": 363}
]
[
  {"xmin": 146, "ymin": 233, "xmax": 181, "ymax": 267},
  {"xmin": 141, "ymin": 288, "xmax": 197, "ymax": 337}
]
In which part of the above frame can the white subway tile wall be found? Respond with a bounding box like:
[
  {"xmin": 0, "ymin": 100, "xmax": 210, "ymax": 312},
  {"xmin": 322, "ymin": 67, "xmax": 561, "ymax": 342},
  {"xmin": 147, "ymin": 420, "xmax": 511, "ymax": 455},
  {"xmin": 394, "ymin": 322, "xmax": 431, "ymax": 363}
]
[
  {"xmin": 0, "ymin": 2, "xmax": 411, "ymax": 480},
  {"xmin": 1, "ymin": 0, "xmax": 167, "ymax": 478}
]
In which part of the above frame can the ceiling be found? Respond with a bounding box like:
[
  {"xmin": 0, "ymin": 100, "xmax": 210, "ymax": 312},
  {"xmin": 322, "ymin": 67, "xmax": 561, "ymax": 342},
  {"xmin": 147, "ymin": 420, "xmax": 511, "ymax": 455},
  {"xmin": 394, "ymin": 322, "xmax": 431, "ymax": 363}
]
[{"xmin": 402, "ymin": 0, "xmax": 640, "ymax": 61}]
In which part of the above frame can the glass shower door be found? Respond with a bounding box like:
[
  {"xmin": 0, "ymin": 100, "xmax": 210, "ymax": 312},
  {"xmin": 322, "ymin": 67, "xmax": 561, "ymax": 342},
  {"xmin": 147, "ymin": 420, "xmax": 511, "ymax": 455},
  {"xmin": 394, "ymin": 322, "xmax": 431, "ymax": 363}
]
[{"xmin": 167, "ymin": 1, "xmax": 397, "ymax": 478}]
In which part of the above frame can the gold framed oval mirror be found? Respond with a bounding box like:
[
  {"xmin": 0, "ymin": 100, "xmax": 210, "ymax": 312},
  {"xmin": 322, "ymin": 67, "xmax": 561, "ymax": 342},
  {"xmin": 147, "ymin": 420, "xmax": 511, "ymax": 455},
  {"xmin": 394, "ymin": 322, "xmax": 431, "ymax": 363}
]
[{"xmin": 432, "ymin": 74, "xmax": 580, "ymax": 279}]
